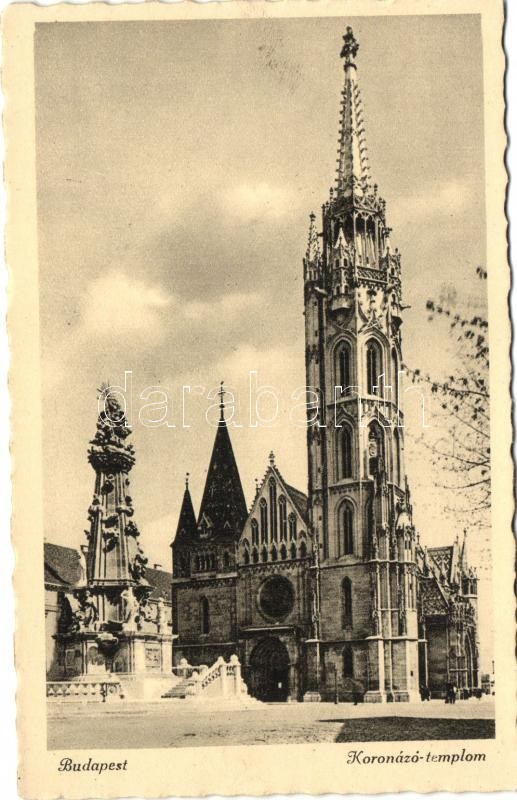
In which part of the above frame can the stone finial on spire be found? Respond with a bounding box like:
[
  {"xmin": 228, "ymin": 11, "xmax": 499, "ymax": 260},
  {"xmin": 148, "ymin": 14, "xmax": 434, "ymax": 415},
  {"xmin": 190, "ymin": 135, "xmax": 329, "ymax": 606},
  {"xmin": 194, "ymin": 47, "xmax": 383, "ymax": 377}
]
[
  {"xmin": 217, "ymin": 380, "xmax": 226, "ymax": 422},
  {"xmin": 340, "ymin": 26, "xmax": 359, "ymax": 67},
  {"xmin": 185, "ymin": 471, "xmax": 190, "ymax": 489},
  {"xmin": 269, "ymin": 450, "xmax": 276, "ymax": 467}
]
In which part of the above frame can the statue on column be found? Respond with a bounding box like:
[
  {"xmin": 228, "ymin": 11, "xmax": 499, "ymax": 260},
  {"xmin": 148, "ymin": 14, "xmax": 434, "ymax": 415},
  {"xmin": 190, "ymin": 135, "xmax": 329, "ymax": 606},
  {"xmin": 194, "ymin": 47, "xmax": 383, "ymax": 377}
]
[
  {"xmin": 120, "ymin": 587, "xmax": 140, "ymax": 627},
  {"xmin": 65, "ymin": 589, "xmax": 98, "ymax": 632},
  {"xmin": 156, "ymin": 597, "xmax": 165, "ymax": 633}
]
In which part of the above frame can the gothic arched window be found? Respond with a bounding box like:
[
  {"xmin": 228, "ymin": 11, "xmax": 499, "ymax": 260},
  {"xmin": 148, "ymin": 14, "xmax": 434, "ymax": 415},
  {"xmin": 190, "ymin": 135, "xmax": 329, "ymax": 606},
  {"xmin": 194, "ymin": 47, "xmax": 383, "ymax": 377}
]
[
  {"xmin": 251, "ymin": 518, "xmax": 259, "ymax": 546},
  {"xmin": 280, "ymin": 544, "xmax": 287, "ymax": 560},
  {"xmin": 341, "ymin": 502, "xmax": 354, "ymax": 556},
  {"xmin": 260, "ymin": 499, "xmax": 268, "ymax": 543},
  {"xmin": 200, "ymin": 597, "xmax": 210, "ymax": 635},
  {"xmin": 252, "ymin": 548, "xmax": 259, "ymax": 564},
  {"xmin": 290, "ymin": 542, "xmax": 297, "ymax": 560},
  {"xmin": 299, "ymin": 541, "xmax": 307, "ymax": 559},
  {"xmin": 342, "ymin": 577, "xmax": 353, "ymax": 628},
  {"xmin": 271, "ymin": 545, "xmax": 278, "ymax": 562},
  {"xmin": 223, "ymin": 551, "xmax": 230, "ymax": 568},
  {"xmin": 243, "ymin": 549, "xmax": 250, "ymax": 565},
  {"xmin": 269, "ymin": 479, "xmax": 278, "ymax": 541},
  {"xmin": 343, "ymin": 645, "xmax": 354, "ymax": 679},
  {"xmin": 261, "ymin": 546, "xmax": 268, "ymax": 563},
  {"xmin": 337, "ymin": 343, "xmax": 351, "ymax": 393},
  {"xmin": 279, "ymin": 495, "xmax": 287, "ymax": 540},
  {"xmin": 288, "ymin": 513, "xmax": 297, "ymax": 540},
  {"xmin": 339, "ymin": 426, "xmax": 353, "ymax": 479},
  {"xmin": 366, "ymin": 339, "xmax": 383, "ymax": 396}
]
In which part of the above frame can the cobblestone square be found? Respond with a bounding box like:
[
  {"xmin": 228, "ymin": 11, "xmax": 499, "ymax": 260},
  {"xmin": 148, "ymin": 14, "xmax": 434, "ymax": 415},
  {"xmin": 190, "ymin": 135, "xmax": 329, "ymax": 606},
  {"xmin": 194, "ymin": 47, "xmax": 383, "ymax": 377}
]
[{"xmin": 48, "ymin": 699, "xmax": 495, "ymax": 750}]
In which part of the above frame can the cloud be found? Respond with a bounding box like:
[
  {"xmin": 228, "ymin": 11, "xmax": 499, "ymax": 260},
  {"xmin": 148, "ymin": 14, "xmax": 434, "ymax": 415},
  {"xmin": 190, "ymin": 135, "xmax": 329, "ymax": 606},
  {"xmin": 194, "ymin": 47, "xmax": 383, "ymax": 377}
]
[
  {"xmin": 184, "ymin": 291, "xmax": 262, "ymax": 322},
  {"xmin": 221, "ymin": 182, "xmax": 295, "ymax": 221},
  {"xmin": 42, "ymin": 270, "xmax": 174, "ymax": 394},
  {"xmin": 393, "ymin": 179, "xmax": 475, "ymax": 225},
  {"xmin": 81, "ymin": 269, "xmax": 172, "ymax": 338}
]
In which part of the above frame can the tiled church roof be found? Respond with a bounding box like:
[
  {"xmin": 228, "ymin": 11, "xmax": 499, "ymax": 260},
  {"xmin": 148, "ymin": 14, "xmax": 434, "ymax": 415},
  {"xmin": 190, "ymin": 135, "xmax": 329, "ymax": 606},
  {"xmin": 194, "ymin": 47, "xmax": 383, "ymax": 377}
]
[
  {"xmin": 428, "ymin": 545, "xmax": 455, "ymax": 582},
  {"xmin": 283, "ymin": 482, "xmax": 309, "ymax": 524},
  {"xmin": 145, "ymin": 567, "xmax": 172, "ymax": 602}
]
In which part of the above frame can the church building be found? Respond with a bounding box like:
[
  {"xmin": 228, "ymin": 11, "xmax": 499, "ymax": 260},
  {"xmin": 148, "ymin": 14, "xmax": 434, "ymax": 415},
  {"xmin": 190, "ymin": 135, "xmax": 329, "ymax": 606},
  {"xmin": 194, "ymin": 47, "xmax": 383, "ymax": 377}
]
[{"xmin": 171, "ymin": 25, "xmax": 480, "ymax": 703}]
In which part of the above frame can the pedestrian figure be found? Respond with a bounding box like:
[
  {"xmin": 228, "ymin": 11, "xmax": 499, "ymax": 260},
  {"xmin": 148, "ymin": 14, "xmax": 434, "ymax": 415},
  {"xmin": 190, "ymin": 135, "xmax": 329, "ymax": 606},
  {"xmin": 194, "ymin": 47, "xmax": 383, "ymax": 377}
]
[{"xmin": 420, "ymin": 684, "xmax": 431, "ymax": 701}]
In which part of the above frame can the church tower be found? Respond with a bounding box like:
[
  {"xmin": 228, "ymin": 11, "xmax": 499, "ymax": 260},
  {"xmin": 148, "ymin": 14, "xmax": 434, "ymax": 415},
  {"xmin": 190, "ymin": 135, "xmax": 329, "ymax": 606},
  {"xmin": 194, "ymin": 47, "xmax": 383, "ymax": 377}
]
[
  {"xmin": 172, "ymin": 384, "xmax": 248, "ymax": 667},
  {"xmin": 304, "ymin": 27, "xmax": 419, "ymax": 702}
]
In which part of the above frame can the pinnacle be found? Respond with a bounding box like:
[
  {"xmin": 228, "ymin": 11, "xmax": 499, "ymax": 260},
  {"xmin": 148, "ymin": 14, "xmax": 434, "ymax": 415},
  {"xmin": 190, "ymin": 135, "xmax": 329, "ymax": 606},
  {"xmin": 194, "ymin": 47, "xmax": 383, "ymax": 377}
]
[{"xmin": 305, "ymin": 212, "xmax": 321, "ymax": 263}]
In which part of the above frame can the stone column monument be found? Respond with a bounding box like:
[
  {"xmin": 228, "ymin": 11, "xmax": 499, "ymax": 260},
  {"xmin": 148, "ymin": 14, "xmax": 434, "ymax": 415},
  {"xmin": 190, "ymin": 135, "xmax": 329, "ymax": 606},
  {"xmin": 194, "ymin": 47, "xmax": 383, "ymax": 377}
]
[{"xmin": 56, "ymin": 386, "xmax": 172, "ymax": 692}]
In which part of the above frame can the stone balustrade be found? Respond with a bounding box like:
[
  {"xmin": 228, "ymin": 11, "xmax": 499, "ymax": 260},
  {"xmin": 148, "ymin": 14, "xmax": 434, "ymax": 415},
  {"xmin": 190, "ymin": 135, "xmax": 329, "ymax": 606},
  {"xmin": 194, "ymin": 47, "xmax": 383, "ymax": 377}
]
[
  {"xmin": 46, "ymin": 679, "xmax": 123, "ymax": 703},
  {"xmin": 173, "ymin": 655, "xmax": 245, "ymax": 698}
]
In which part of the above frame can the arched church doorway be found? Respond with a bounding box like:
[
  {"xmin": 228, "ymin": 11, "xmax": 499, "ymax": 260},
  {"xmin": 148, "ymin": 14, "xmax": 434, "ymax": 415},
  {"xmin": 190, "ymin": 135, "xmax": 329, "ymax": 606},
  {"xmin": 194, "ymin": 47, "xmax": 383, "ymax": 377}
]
[{"xmin": 248, "ymin": 638, "xmax": 290, "ymax": 702}]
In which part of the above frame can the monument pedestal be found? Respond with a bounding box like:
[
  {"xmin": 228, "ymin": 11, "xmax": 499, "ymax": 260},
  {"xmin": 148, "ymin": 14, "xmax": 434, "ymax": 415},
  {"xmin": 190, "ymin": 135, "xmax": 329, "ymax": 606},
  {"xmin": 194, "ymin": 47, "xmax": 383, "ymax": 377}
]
[{"xmin": 61, "ymin": 630, "xmax": 172, "ymax": 677}]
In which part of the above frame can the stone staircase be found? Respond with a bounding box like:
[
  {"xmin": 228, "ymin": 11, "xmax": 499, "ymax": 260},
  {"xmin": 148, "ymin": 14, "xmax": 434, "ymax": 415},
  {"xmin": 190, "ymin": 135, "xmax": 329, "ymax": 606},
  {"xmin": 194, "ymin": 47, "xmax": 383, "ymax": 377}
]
[
  {"xmin": 161, "ymin": 655, "xmax": 249, "ymax": 701},
  {"xmin": 161, "ymin": 678, "xmax": 192, "ymax": 699}
]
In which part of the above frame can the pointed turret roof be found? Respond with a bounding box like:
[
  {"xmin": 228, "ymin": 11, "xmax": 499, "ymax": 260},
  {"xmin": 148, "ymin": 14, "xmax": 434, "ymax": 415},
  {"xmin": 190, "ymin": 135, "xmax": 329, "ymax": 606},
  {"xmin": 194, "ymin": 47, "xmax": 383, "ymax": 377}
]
[
  {"xmin": 335, "ymin": 26, "xmax": 373, "ymax": 199},
  {"xmin": 197, "ymin": 390, "xmax": 247, "ymax": 536},
  {"xmin": 173, "ymin": 474, "xmax": 197, "ymax": 547}
]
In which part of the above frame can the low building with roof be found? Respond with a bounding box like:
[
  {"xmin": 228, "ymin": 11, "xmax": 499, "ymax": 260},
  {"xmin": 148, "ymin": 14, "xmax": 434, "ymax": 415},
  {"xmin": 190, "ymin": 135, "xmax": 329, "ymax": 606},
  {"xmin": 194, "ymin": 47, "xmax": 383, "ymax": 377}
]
[{"xmin": 45, "ymin": 540, "xmax": 173, "ymax": 680}]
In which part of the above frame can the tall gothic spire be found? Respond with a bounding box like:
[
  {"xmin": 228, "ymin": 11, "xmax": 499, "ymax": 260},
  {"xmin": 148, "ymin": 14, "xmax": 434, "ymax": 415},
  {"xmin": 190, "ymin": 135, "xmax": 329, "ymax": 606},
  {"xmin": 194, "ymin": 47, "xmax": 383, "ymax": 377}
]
[
  {"xmin": 335, "ymin": 26, "xmax": 372, "ymax": 199},
  {"xmin": 197, "ymin": 409, "xmax": 247, "ymax": 536}
]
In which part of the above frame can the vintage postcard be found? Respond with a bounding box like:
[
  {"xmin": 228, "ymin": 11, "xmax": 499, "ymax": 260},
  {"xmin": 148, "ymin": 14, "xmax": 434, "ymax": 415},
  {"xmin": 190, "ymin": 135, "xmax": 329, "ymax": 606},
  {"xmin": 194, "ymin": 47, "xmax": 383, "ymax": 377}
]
[{"xmin": 4, "ymin": 0, "xmax": 513, "ymax": 796}]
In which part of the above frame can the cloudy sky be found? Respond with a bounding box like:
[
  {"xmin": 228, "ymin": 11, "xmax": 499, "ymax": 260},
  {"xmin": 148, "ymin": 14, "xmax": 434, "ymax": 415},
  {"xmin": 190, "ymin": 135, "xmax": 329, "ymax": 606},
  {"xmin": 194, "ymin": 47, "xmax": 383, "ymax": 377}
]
[{"xmin": 36, "ymin": 14, "xmax": 490, "ymax": 661}]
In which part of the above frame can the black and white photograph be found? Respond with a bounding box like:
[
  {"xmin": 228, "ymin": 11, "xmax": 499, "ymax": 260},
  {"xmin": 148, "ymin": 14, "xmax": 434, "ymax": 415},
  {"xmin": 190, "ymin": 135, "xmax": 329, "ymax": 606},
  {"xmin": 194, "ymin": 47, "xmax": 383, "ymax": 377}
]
[{"xmin": 4, "ymin": 1, "xmax": 512, "ymax": 796}]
